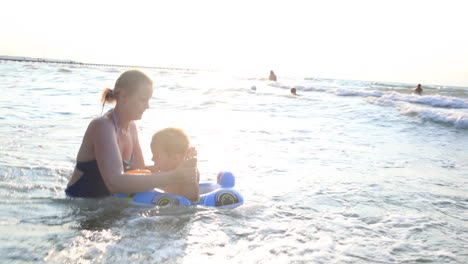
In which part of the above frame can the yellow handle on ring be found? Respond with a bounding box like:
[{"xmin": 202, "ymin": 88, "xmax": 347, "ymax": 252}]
[{"xmin": 125, "ymin": 169, "xmax": 152, "ymax": 174}]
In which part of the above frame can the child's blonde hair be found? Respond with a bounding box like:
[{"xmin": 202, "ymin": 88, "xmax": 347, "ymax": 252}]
[{"xmin": 151, "ymin": 127, "xmax": 189, "ymax": 156}]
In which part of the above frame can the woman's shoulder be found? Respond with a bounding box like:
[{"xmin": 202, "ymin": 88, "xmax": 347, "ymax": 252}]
[
  {"xmin": 88, "ymin": 115, "xmax": 114, "ymax": 132},
  {"xmin": 79, "ymin": 116, "xmax": 114, "ymax": 151}
]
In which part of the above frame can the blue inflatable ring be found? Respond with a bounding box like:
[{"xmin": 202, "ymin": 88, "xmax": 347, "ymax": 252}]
[{"xmin": 115, "ymin": 171, "xmax": 244, "ymax": 208}]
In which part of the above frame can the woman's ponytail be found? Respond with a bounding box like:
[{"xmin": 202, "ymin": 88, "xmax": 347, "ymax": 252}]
[{"xmin": 101, "ymin": 88, "xmax": 116, "ymax": 113}]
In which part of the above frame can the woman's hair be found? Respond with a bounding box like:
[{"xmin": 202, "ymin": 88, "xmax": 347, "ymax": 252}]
[
  {"xmin": 151, "ymin": 127, "xmax": 190, "ymax": 156},
  {"xmin": 101, "ymin": 69, "xmax": 153, "ymax": 108}
]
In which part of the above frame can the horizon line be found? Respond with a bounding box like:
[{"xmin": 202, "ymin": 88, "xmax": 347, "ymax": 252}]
[
  {"xmin": 0, "ymin": 55, "xmax": 213, "ymax": 72},
  {"xmin": 1, "ymin": 55, "xmax": 467, "ymax": 89}
]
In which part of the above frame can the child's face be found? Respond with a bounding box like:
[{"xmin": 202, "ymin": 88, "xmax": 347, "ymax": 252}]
[{"xmin": 151, "ymin": 146, "xmax": 184, "ymax": 172}]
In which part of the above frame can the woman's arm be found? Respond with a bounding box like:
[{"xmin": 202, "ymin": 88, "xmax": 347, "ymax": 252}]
[{"xmin": 92, "ymin": 119, "xmax": 197, "ymax": 193}]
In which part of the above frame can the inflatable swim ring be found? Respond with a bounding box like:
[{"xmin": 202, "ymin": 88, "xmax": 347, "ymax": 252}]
[{"xmin": 115, "ymin": 171, "xmax": 243, "ymax": 208}]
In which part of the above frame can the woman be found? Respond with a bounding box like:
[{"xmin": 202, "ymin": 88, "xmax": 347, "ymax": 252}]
[{"xmin": 65, "ymin": 70, "xmax": 197, "ymax": 197}]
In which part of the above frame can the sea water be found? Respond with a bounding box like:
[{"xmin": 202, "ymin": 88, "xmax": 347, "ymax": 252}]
[{"xmin": 0, "ymin": 60, "xmax": 467, "ymax": 263}]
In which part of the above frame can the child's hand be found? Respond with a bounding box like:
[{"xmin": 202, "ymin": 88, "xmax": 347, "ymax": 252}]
[
  {"xmin": 173, "ymin": 157, "xmax": 198, "ymax": 184},
  {"xmin": 185, "ymin": 146, "xmax": 197, "ymax": 160},
  {"xmin": 170, "ymin": 147, "xmax": 198, "ymax": 184}
]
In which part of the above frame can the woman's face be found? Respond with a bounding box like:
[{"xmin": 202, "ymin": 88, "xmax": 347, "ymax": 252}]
[{"xmin": 122, "ymin": 83, "xmax": 153, "ymax": 120}]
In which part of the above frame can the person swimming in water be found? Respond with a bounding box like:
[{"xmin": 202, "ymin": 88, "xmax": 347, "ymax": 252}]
[
  {"xmin": 290, "ymin": 88, "xmax": 297, "ymax": 95},
  {"xmin": 269, "ymin": 70, "xmax": 277, "ymax": 81},
  {"xmin": 414, "ymin": 84, "xmax": 423, "ymax": 95}
]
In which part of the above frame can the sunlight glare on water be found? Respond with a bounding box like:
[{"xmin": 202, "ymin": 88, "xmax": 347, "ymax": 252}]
[{"xmin": 0, "ymin": 60, "xmax": 467, "ymax": 263}]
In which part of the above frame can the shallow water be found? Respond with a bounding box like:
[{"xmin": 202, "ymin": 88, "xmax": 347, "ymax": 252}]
[{"xmin": 0, "ymin": 60, "xmax": 467, "ymax": 263}]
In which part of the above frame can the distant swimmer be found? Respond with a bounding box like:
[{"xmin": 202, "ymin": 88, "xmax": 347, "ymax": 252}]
[
  {"xmin": 414, "ymin": 84, "xmax": 423, "ymax": 95},
  {"xmin": 290, "ymin": 88, "xmax": 297, "ymax": 95},
  {"xmin": 269, "ymin": 70, "xmax": 277, "ymax": 81}
]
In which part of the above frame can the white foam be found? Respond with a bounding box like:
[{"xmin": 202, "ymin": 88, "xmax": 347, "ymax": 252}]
[
  {"xmin": 300, "ymin": 85, "xmax": 468, "ymax": 109},
  {"xmin": 379, "ymin": 92, "xmax": 468, "ymax": 108},
  {"xmin": 334, "ymin": 89, "xmax": 384, "ymax": 97},
  {"xmin": 363, "ymin": 96, "xmax": 398, "ymax": 107},
  {"xmin": 301, "ymin": 86, "xmax": 327, "ymax": 92},
  {"xmin": 400, "ymin": 106, "xmax": 468, "ymax": 128}
]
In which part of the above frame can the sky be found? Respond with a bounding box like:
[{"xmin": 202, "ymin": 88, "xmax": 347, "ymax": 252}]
[{"xmin": 1, "ymin": 0, "xmax": 467, "ymax": 86}]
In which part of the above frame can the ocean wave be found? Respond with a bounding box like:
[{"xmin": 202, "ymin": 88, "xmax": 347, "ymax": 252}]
[
  {"xmin": 23, "ymin": 64, "xmax": 39, "ymax": 70},
  {"xmin": 334, "ymin": 89, "xmax": 384, "ymax": 97},
  {"xmin": 363, "ymin": 96, "xmax": 398, "ymax": 107},
  {"xmin": 365, "ymin": 96, "xmax": 468, "ymax": 128},
  {"xmin": 379, "ymin": 92, "xmax": 468, "ymax": 108},
  {"xmin": 57, "ymin": 68, "xmax": 72, "ymax": 73},
  {"xmin": 399, "ymin": 106, "xmax": 468, "ymax": 129},
  {"xmin": 350, "ymin": 96, "xmax": 468, "ymax": 129},
  {"xmin": 297, "ymin": 84, "xmax": 468, "ymax": 109},
  {"xmin": 370, "ymin": 81, "xmax": 415, "ymax": 89}
]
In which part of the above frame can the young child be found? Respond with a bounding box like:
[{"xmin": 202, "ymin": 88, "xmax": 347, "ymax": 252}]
[{"xmin": 150, "ymin": 127, "xmax": 199, "ymax": 201}]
